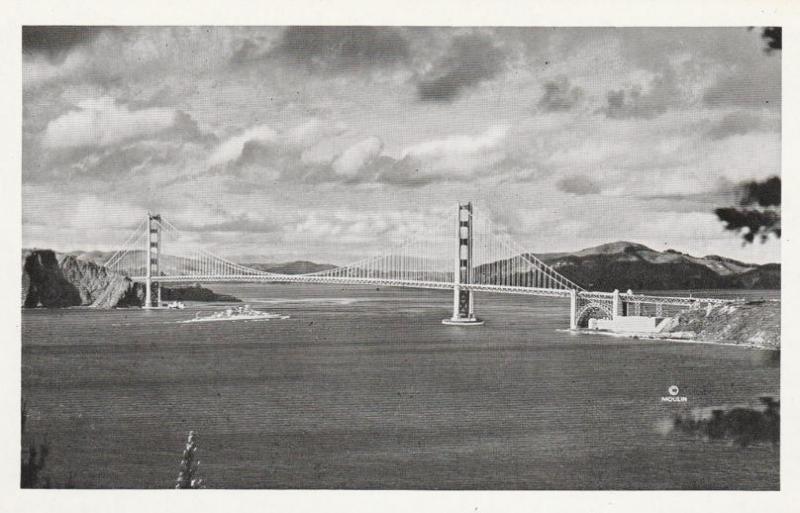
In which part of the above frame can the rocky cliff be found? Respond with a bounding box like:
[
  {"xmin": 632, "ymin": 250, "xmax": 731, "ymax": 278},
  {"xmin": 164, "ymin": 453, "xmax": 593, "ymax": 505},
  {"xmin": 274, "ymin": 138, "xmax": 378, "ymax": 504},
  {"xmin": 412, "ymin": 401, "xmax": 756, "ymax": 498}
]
[
  {"xmin": 664, "ymin": 300, "xmax": 781, "ymax": 349},
  {"xmin": 22, "ymin": 249, "xmax": 144, "ymax": 308},
  {"xmin": 22, "ymin": 250, "xmax": 83, "ymax": 308},
  {"xmin": 22, "ymin": 249, "xmax": 237, "ymax": 309}
]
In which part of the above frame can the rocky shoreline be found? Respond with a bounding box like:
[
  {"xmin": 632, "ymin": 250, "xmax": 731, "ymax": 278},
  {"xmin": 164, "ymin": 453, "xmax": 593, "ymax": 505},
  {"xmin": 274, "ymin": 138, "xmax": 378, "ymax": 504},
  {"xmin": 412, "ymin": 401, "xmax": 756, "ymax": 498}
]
[
  {"xmin": 160, "ymin": 284, "xmax": 240, "ymax": 303},
  {"xmin": 664, "ymin": 300, "xmax": 780, "ymax": 349},
  {"xmin": 22, "ymin": 249, "xmax": 238, "ymax": 308},
  {"xmin": 571, "ymin": 300, "xmax": 780, "ymax": 350}
]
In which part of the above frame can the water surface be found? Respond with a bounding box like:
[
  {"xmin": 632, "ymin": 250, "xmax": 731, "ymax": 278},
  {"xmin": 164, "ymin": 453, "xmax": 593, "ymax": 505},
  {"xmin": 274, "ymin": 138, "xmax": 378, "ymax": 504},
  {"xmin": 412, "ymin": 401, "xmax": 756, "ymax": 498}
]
[{"xmin": 21, "ymin": 285, "xmax": 779, "ymax": 489}]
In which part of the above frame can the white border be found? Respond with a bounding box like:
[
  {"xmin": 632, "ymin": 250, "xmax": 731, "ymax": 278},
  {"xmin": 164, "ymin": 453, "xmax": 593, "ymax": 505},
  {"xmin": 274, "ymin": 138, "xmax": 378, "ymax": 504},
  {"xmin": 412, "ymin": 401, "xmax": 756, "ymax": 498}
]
[{"xmin": 2, "ymin": 1, "xmax": 797, "ymax": 511}]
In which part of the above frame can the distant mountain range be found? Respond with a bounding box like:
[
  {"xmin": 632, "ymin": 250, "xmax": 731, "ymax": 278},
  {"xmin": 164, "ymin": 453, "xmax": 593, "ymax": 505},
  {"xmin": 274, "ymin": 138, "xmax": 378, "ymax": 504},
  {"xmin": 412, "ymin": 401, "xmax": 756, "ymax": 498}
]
[
  {"xmin": 534, "ymin": 241, "xmax": 779, "ymax": 290},
  {"xmin": 241, "ymin": 261, "xmax": 337, "ymax": 274},
  {"xmin": 52, "ymin": 251, "xmax": 338, "ymax": 275},
  {"xmin": 57, "ymin": 250, "xmax": 336, "ymax": 274},
  {"xmin": 41, "ymin": 240, "xmax": 779, "ymax": 290}
]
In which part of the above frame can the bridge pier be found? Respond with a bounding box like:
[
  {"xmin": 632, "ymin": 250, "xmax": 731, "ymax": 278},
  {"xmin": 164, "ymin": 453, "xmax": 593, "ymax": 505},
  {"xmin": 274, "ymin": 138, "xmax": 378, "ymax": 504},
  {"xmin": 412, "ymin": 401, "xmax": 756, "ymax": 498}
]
[
  {"xmin": 569, "ymin": 289, "xmax": 577, "ymax": 330},
  {"xmin": 612, "ymin": 289, "xmax": 622, "ymax": 318},
  {"xmin": 443, "ymin": 202, "xmax": 483, "ymax": 326}
]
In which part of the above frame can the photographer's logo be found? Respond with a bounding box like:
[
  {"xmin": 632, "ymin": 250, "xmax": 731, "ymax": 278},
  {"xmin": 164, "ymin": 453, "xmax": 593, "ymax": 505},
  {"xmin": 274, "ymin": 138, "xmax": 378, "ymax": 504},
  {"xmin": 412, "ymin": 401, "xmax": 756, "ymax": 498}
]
[{"xmin": 661, "ymin": 385, "xmax": 687, "ymax": 403}]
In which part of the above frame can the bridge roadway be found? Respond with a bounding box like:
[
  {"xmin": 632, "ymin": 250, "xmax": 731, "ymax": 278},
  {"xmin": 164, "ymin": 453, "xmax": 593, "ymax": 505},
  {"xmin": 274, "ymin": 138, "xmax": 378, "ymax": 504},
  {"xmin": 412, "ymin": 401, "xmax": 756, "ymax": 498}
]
[{"xmin": 135, "ymin": 274, "xmax": 732, "ymax": 307}]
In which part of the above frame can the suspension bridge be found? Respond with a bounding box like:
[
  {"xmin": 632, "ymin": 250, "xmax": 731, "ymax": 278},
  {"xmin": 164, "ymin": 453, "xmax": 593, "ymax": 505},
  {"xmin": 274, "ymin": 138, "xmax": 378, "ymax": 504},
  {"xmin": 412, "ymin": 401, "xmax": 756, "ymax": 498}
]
[{"xmin": 103, "ymin": 202, "xmax": 730, "ymax": 328}]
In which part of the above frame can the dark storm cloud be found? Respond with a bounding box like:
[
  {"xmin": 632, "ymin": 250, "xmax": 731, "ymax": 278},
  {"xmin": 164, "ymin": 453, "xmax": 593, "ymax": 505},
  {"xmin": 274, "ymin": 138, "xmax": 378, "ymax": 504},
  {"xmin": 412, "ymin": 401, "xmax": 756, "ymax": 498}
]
[
  {"xmin": 603, "ymin": 88, "xmax": 665, "ymax": 120},
  {"xmin": 417, "ymin": 34, "xmax": 507, "ymax": 103},
  {"xmin": 707, "ymin": 111, "xmax": 763, "ymax": 140},
  {"xmin": 22, "ymin": 26, "xmax": 108, "ymax": 63},
  {"xmin": 169, "ymin": 111, "xmax": 219, "ymax": 146},
  {"xmin": 557, "ymin": 175, "xmax": 601, "ymax": 195},
  {"xmin": 537, "ymin": 76, "xmax": 583, "ymax": 112},
  {"xmin": 600, "ymin": 70, "xmax": 682, "ymax": 119},
  {"xmin": 269, "ymin": 26, "xmax": 411, "ymax": 73}
]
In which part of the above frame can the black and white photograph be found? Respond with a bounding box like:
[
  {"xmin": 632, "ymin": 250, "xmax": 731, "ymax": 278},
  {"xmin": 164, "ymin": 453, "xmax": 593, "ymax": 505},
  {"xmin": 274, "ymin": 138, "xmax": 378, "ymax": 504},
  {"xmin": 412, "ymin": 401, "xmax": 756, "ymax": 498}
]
[{"xmin": 7, "ymin": 3, "xmax": 795, "ymax": 509}]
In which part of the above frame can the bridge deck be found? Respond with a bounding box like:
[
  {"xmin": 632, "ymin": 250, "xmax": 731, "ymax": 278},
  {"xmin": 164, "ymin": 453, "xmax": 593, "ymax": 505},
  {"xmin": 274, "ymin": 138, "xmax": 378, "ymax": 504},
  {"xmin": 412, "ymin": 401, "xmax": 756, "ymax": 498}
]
[{"xmin": 135, "ymin": 275, "xmax": 733, "ymax": 305}]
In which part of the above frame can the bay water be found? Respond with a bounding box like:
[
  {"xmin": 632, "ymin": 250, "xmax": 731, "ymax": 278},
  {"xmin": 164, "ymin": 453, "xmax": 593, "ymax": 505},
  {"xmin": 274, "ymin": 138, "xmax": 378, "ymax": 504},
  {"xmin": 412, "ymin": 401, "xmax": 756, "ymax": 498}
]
[{"xmin": 21, "ymin": 285, "xmax": 779, "ymax": 489}]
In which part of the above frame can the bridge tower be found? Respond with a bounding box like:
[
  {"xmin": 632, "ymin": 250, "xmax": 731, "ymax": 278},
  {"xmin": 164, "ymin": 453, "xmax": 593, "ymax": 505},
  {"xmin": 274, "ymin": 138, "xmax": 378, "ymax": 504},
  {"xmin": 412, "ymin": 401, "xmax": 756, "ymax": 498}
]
[
  {"xmin": 144, "ymin": 213, "xmax": 161, "ymax": 308},
  {"xmin": 443, "ymin": 202, "xmax": 484, "ymax": 326}
]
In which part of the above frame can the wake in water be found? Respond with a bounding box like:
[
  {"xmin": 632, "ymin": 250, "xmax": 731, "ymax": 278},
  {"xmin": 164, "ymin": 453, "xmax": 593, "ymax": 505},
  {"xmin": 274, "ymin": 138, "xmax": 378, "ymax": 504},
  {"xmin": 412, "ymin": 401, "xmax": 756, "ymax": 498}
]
[{"xmin": 249, "ymin": 297, "xmax": 366, "ymax": 306}]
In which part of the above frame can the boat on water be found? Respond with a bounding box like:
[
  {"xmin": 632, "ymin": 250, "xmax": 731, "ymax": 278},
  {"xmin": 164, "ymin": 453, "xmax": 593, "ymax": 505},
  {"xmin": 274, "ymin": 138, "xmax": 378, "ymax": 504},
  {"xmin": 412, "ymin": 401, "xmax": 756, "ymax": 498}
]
[
  {"xmin": 166, "ymin": 301, "xmax": 185, "ymax": 309},
  {"xmin": 184, "ymin": 304, "xmax": 289, "ymax": 323}
]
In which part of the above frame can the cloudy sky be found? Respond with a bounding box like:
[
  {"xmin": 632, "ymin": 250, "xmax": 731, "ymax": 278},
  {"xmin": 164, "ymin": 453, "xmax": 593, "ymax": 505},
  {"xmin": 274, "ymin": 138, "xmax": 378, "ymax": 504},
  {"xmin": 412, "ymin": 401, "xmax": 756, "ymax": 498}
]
[{"xmin": 22, "ymin": 27, "xmax": 780, "ymax": 264}]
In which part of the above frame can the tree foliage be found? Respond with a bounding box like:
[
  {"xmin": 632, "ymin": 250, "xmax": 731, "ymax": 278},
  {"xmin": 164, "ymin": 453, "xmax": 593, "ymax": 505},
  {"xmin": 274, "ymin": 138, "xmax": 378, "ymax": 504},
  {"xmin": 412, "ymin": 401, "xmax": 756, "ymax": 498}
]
[
  {"xmin": 176, "ymin": 431, "xmax": 205, "ymax": 489},
  {"xmin": 761, "ymin": 27, "xmax": 782, "ymax": 52},
  {"xmin": 714, "ymin": 28, "xmax": 780, "ymax": 245},
  {"xmin": 715, "ymin": 177, "xmax": 781, "ymax": 244}
]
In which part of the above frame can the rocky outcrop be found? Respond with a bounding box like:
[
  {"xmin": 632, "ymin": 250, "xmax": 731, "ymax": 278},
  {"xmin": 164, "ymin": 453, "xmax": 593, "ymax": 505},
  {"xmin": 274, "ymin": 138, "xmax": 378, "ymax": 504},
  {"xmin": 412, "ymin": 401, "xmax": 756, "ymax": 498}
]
[
  {"xmin": 161, "ymin": 284, "xmax": 240, "ymax": 303},
  {"xmin": 88, "ymin": 274, "xmax": 144, "ymax": 309},
  {"xmin": 663, "ymin": 301, "xmax": 780, "ymax": 349},
  {"xmin": 59, "ymin": 255, "xmax": 144, "ymax": 307},
  {"xmin": 22, "ymin": 250, "xmax": 82, "ymax": 308},
  {"xmin": 22, "ymin": 249, "xmax": 238, "ymax": 309},
  {"xmin": 22, "ymin": 250, "xmax": 143, "ymax": 308}
]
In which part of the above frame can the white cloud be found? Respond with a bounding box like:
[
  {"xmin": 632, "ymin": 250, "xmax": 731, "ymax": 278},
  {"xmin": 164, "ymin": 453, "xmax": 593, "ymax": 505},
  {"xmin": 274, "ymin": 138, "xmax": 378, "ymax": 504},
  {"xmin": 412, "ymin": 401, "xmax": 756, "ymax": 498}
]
[
  {"xmin": 208, "ymin": 124, "xmax": 278, "ymax": 166},
  {"xmin": 22, "ymin": 28, "xmax": 782, "ymax": 264},
  {"xmin": 23, "ymin": 51, "xmax": 88, "ymax": 86},
  {"xmin": 41, "ymin": 97, "xmax": 177, "ymax": 149},
  {"xmin": 287, "ymin": 207, "xmax": 442, "ymax": 247},
  {"xmin": 22, "ymin": 185, "xmax": 146, "ymax": 250},
  {"xmin": 332, "ymin": 137, "xmax": 383, "ymax": 177},
  {"xmin": 284, "ymin": 118, "xmax": 347, "ymax": 149},
  {"xmin": 402, "ymin": 124, "xmax": 510, "ymax": 174},
  {"xmin": 207, "ymin": 120, "xmax": 351, "ymax": 168}
]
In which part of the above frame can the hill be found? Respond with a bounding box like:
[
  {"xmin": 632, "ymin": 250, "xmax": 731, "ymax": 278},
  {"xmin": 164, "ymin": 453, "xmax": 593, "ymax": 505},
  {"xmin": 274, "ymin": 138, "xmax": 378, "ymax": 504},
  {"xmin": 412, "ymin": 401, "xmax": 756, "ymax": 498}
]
[
  {"xmin": 44, "ymin": 249, "xmax": 338, "ymax": 276},
  {"xmin": 241, "ymin": 261, "xmax": 337, "ymax": 274},
  {"xmin": 533, "ymin": 242, "xmax": 779, "ymax": 291}
]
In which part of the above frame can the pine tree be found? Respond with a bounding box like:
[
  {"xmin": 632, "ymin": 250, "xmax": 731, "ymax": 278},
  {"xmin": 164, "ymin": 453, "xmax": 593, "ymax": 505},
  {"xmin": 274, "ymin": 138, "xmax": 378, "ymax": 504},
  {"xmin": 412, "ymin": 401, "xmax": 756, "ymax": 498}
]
[{"xmin": 175, "ymin": 431, "xmax": 204, "ymax": 489}]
